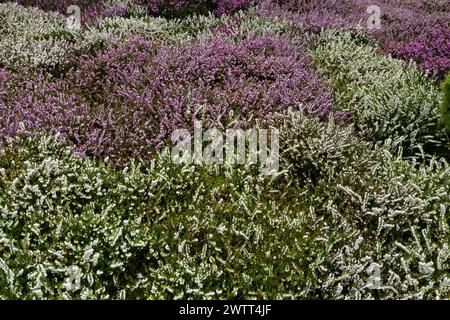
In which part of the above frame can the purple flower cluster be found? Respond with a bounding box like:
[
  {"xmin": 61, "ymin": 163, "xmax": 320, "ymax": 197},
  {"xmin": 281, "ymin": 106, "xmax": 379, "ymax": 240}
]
[
  {"xmin": 391, "ymin": 25, "xmax": 450, "ymax": 79},
  {"xmin": 0, "ymin": 35, "xmax": 334, "ymax": 164},
  {"xmin": 15, "ymin": 0, "xmax": 109, "ymax": 22},
  {"xmin": 263, "ymin": 0, "xmax": 450, "ymax": 79},
  {"xmin": 136, "ymin": 0, "xmax": 252, "ymax": 17}
]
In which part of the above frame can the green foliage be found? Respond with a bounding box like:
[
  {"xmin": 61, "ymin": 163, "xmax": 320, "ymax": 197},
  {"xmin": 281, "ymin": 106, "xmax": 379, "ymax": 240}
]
[
  {"xmin": 0, "ymin": 2, "xmax": 448, "ymax": 301},
  {"xmin": 439, "ymin": 73, "xmax": 450, "ymax": 133},
  {"xmin": 0, "ymin": 116, "xmax": 448, "ymax": 299},
  {"xmin": 311, "ymin": 29, "xmax": 449, "ymax": 159}
]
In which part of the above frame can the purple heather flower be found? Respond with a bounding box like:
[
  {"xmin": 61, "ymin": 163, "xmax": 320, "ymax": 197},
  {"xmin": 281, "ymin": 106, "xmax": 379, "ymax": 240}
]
[{"xmin": 0, "ymin": 35, "xmax": 335, "ymax": 165}]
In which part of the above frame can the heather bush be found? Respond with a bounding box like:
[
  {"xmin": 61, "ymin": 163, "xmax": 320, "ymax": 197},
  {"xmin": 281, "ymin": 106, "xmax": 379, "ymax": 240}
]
[
  {"xmin": 0, "ymin": 3, "xmax": 76, "ymax": 74},
  {"xmin": 14, "ymin": 0, "xmax": 108, "ymax": 22},
  {"xmin": 136, "ymin": 0, "xmax": 252, "ymax": 18},
  {"xmin": 312, "ymin": 29, "xmax": 449, "ymax": 158},
  {"xmin": 391, "ymin": 25, "xmax": 450, "ymax": 79},
  {"xmin": 0, "ymin": 34, "xmax": 334, "ymax": 165},
  {"xmin": 0, "ymin": 3, "xmax": 226, "ymax": 78},
  {"xmin": 277, "ymin": 111, "xmax": 450, "ymax": 299},
  {"xmin": 73, "ymin": 12, "xmax": 225, "ymax": 61},
  {"xmin": 275, "ymin": 110, "xmax": 371, "ymax": 186},
  {"xmin": 208, "ymin": 7, "xmax": 299, "ymax": 42},
  {"xmin": 270, "ymin": 0, "xmax": 450, "ymax": 79},
  {"xmin": 11, "ymin": 0, "xmax": 154, "ymax": 23},
  {"xmin": 0, "ymin": 0, "xmax": 449, "ymax": 301},
  {"xmin": 0, "ymin": 116, "xmax": 448, "ymax": 299},
  {"xmin": 0, "ymin": 3, "xmax": 128, "ymax": 76}
]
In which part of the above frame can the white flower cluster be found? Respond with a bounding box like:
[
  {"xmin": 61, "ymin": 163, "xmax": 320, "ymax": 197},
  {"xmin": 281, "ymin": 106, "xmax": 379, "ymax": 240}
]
[
  {"xmin": 0, "ymin": 3, "xmax": 74, "ymax": 74},
  {"xmin": 0, "ymin": 116, "xmax": 447, "ymax": 299},
  {"xmin": 311, "ymin": 29, "xmax": 448, "ymax": 157}
]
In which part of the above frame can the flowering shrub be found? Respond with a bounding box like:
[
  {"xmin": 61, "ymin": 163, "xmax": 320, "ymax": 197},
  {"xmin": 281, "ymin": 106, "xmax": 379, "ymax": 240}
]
[
  {"xmin": 277, "ymin": 111, "xmax": 450, "ymax": 299},
  {"xmin": 1, "ymin": 34, "xmax": 334, "ymax": 164},
  {"xmin": 269, "ymin": 0, "xmax": 450, "ymax": 79},
  {"xmin": 15, "ymin": 0, "xmax": 108, "ymax": 22},
  {"xmin": 0, "ymin": 0, "xmax": 448, "ymax": 301},
  {"xmin": 391, "ymin": 25, "xmax": 450, "ymax": 79},
  {"xmin": 136, "ymin": 0, "xmax": 252, "ymax": 17},
  {"xmin": 0, "ymin": 3, "xmax": 75, "ymax": 74},
  {"xmin": 0, "ymin": 118, "xmax": 448, "ymax": 299},
  {"xmin": 312, "ymin": 30, "xmax": 448, "ymax": 158},
  {"xmin": 0, "ymin": 3, "xmax": 142, "ymax": 76}
]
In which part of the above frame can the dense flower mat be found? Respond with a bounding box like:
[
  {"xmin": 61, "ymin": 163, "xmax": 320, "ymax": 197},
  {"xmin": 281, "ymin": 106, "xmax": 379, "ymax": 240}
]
[{"xmin": 0, "ymin": 0, "xmax": 449, "ymax": 299}]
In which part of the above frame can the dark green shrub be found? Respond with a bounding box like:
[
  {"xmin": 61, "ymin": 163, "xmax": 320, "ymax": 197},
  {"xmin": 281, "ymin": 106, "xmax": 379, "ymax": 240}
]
[{"xmin": 439, "ymin": 74, "xmax": 450, "ymax": 133}]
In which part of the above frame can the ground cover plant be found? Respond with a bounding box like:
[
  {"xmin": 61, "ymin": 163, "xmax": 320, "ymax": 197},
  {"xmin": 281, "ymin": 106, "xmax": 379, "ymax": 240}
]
[{"xmin": 0, "ymin": 0, "xmax": 449, "ymax": 300}]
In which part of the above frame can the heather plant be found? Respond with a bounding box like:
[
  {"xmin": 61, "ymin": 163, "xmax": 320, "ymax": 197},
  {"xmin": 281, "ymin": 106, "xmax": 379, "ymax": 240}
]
[
  {"xmin": 208, "ymin": 7, "xmax": 299, "ymax": 42},
  {"xmin": 0, "ymin": 2, "xmax": 220, "ymax": 77},
  {"xmin": 136, "ymin": 0, "xmax": 252, "ymax": 18},
  {"xmin": 14, "ymin": 0, "xmax": 108, "ymax": 22},
  {"xmin": 275, "ymin": 110, "xmax": 372, "ymax": 186},
  {"xmin": 0, "ymin": 3, "xmax": 119, "ymax": 77},
  {"xmin": 391, "ymin": 25, "xmax": 450, "ymax": 79},
  {"xmin": 0, "ymin": 34, "xmax": 335, "ymax": 165},
  {"xmin": 103, "ymin": 0, "xmax": 146, "ymax": 18},
  {"xmin": 69, "ymin": 13, "xmax": 223, "ymax": 62},
  {"xmin": 256, "ymin": 0, "xmax": 348, "ymax": 35},
  {"xmin": 0, "ymin": 117, "xmax": 448, "ymax": 299},
  {"xmin": 276, "ymin": 111, "xmax": 450, "ymax": 299},
  {"xmin": 311, "ymin": 29, "xmax": 449, "ymax": 159},
  {"xmin": 0, "ymin": 3, "xmax": 76, "ymax": 74},
  {"xmin": 0, "ymin": 0, "xmax": 449, "ymax": 301},
  {"xmin": 0, "ymin": 2, "xmax": 243, "ymax": 76},
  {"xmin": 269, "ymin": 0, "xmax": 450, "ymax": 79},
  {"xmin": 11, "ymin": 0, "xmax": 151, "ymax": 23}
]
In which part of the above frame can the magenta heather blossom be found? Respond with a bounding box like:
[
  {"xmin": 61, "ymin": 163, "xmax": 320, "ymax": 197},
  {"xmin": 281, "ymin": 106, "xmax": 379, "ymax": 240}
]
[
  {"xmin": 136, "ymin": 0, "xmax": 252, "ymax": 16},
  {"xmin": 262, "ymin": 0, "xmax": 450, "ymax": 79},
  {"xmin": 0, "ymin": 35, "xmax": 334, "ymax": 164},
  {"xmin": 392, "ymin": 26, "xmax": 450, "ymax": 79}
]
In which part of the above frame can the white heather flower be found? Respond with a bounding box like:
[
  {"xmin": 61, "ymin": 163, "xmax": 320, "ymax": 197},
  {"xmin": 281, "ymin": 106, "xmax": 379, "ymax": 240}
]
[
  {"xmin": 441, "ymin": 277, "xmax": 450, "ymax": 290},
  {"xmin": 418, "ymin": 262, "xmax": 435, "ymax": 275},
  {"xmin": 92, "ymin": 253, "xmax": 100, "ymax": 266},
  {"xmin": 217, "ymin": 225, "xmax": 226, "ymax": 234},
  {"xmin": 82, "ymin": 248, "xmax": 94, "ymax": 263},
  {"xmin": 111, "ymin": 262, "xmax": 123, "ymax": 269},
  {"xmin": 354, "ymin": 236, "xmax": 364, "ymax": 250}
]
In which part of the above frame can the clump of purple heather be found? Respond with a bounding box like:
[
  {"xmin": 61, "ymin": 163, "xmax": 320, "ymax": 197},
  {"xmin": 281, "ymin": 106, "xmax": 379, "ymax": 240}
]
[
  {"xmin": 0, "ymin": 35, "xmax": 334, "ymax": 165},
  {"xmin": 136, "ymin": 0, "xmax": 252, "ymax": 17},
  {"xmin": 103, "ymin": 2, "xmax": 131, "ymax": 18},
  {"xmin": 266, "ymin": 0, "xmax": 450, "ymax": 79},
  {"xmin": 391, "ymin": 25, "xmax": 450, "ymax": 79}
]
